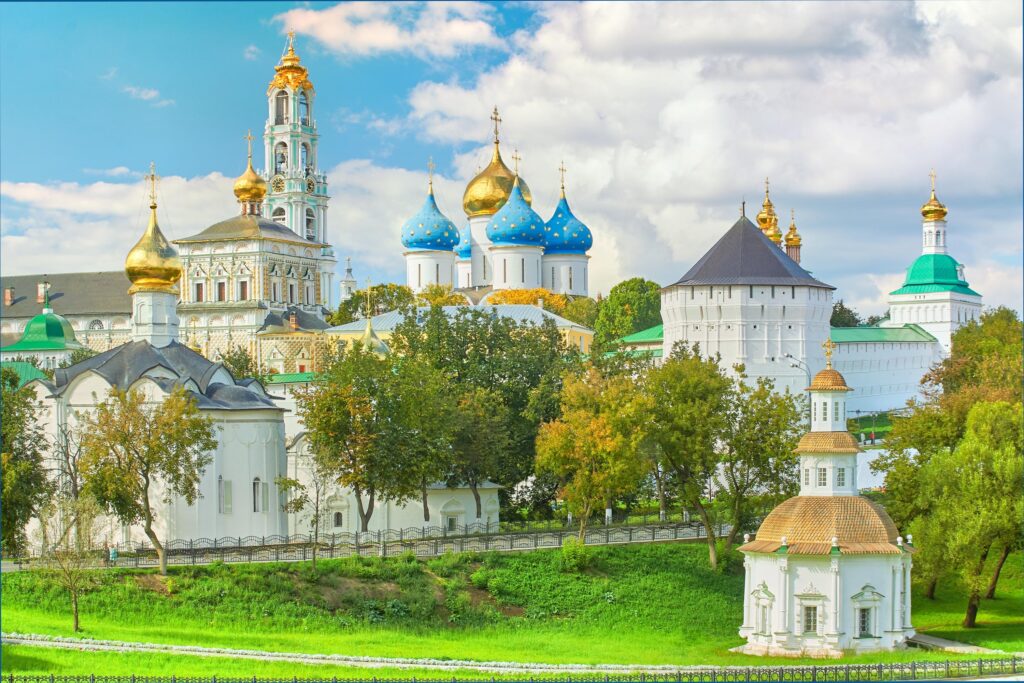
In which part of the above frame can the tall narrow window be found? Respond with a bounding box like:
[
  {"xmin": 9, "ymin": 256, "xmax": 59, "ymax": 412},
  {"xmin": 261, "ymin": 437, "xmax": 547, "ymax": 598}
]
[
  {"xmin": 817, "ymin": 468, "xmax": 827, "ymax": 487},
  {"xmin": 803, "ymin": 606, "xmax": 818, "ymax": 634},
  {"xmin": 272, "ymin": 282, "xmax": 280, "ymax": 302},
  {"xmin": 803, "ymin": 468, "xmax": 810, "ymax": 486},
  {"xmin": 583, "ymin": 267, "xmax": 587, "ymax": 292},
  {"xmin": 333, "ymin": 511, "xmax": 343, "ymax": 528},
  {"xmin": 216, "ymin": 282, "xmax": 226, "ymax": 302},
  {"xmin": 503, "ymin": 259, "xmax": 507, "ymax": 284},
  {"xmin": 299, "ymin": 92, "xmax": 310, "ymax": 126},
  {"xmin": 823, "ymin": 401, "xmax": 829, "ymax": 421},
  {"xmin": 836, "ymin": 468, "xmax": 846, "ymax": 487},
  {"xmin": 272, "ymin": 207, "xmax": 286, "ymax": 223},
  {"xmin": 813, "ymin": 401, "xmax": 817, "ymax": 421},
  {"xmin": 569, "ymin": 268, "xmax": 573, "ymax": 291},
  {"xmin": 834, "ymin": 401, "xmax": 840, "ymax": 420},
  {"xmin": 858, "ymin": 608, "xmax": 872, "ymax": 637},
  {"xmin": 194, "ymin": 283, "xmax": 204, "ymax": 303},
  {"xmin": 551, "ymin": 267, "xmax": 555, "ymax": 287},
  {"xmin": 274, "ymin": 142, "xmax": 288, "ymax": 174},
  {"xmin": 239, "ymin": 281, "xmax": 249, "ymax": 300},
  {"xmin": 252, "ymin": 477, "xmax": 262, "ymax": 513},
  {"xmin": 520, "ymin": 258, "xmax": 525, "ymax": 283},
  {"xmin": 417, "ymin": 263, "xmax": 422, "ymax": 289},
  {"xmin": 275, "ymin": 91, "xmax": 288, "ymax": 124},
  {"xmin": 218, "ymin": 476, "xmax": 232, "ymax": 514},
  {"xmin": 305, "ymin": 209, "xmax": 316, "ymax": 241},
  {"xmin": 289, "ymin": 283, "xmax": 296, "ymax": 303},
  {"xmin": 435, "ymin": 263, "xmax": 440, "ymax": 283}
]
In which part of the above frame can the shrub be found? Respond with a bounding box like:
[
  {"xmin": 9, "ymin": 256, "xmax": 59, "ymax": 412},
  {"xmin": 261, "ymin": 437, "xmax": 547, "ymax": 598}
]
[
  {"xmin": 559, "ymin": 537, "xmax": 591, "ymax": 573},
  {"xmin": 469, "ymin": 568, "xmax": 491, "ymax": 589},
  {"xmin": 715, "ymin": 540, "xmax": 744, "ymax": 575}
]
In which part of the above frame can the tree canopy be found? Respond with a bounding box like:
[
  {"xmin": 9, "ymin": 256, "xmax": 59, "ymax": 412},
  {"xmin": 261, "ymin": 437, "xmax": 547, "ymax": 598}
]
[
  {"xmin": 329, "ymin": 284, "xmax": 416, "ymax": 326},
  {"xmin": 593, "ymin": 278, "xmax": 661, "ymax": 347},
  {"xmin": 487, "ymin": 288, "xmax": 568, "ymax": 315},
  {"xmin": 1, "ymin": 366, "xmax": 50, "ymax": 555}
]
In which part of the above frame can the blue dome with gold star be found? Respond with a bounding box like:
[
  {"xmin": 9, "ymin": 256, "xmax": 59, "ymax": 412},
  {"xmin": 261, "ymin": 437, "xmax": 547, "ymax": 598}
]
[
  {"xmin": 543, "ymin": 194, "xmax": 593, "ymax": 254},
  {"xmin": 402, "ymin": 189, "xmax": 459, "ymax": 251},
  {"xmin": 486, "ymin": 179, "xmax": 545, "ymax": 247},
  {"xmin": 455, "ymin": 222, "xmax": 471, "ymax": 260}
]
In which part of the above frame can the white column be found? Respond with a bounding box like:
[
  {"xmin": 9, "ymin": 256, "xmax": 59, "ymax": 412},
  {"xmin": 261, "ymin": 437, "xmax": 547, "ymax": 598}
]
[
  {"xmin": 830, "ymin": 559, "xmax": 840, "ymax": 636},
  {"xmin": 742, "ymin": 559, "xmax": 752, "ymax": 629}
]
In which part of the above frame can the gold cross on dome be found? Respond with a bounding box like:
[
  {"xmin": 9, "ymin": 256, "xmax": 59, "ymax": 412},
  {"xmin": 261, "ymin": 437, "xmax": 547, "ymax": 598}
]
[
  {"xmin": 511, "ymin": 148, "xmax": 521, "ymax": 176},
  {"xmin": 244, "ymin": 130, "xmax": 255, "ymax": 161},
  {"xmin": 146, "ymin": 161, "xmax": 159, "ymax": 207},
  {"xmin": 490, "ymin": 106, "xmax": 502, "ymax": 143},
  {"xmin": 427, "ymin": 156, "xmax": 435, "ymax": 189},
  {"xmin": 822, "ymin": 338, "xmax": 836, "ymax": 368},
  {"xmin": 929, "ymin": 168, "xmax": 937, "ymax": 192},
  {"xmin": 558, "ymin": 161, "xmax": 567, "ymax": 190},
  {"xmin": 287, "ymin": 30, "xmax": 296, "ymax": 51},
  {"xmin": 764, "ymin": 177, "xmax": 770, "ymax": 197}
]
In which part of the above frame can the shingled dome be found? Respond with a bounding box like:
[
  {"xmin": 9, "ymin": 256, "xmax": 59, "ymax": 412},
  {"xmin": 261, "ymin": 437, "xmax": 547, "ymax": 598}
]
[{"xmin": 671, "ymin": 216, "xmax": 833, "ymax": 288}]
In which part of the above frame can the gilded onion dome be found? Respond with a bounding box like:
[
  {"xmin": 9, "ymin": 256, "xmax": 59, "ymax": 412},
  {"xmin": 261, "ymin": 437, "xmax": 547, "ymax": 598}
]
[
  {"xmin": 125, "ymin": 168, "xmax": 183, "ymax": 295},
  {"xmin": 234, "ymin": 135, "xmax": 267, "ymax": 204},
  {"xmin": 921, "ymin": 171, "xmax": 948, "ymax": 222},
  {"xmin": 486, "ymin": 177, "xmax": 545, "ymax": 246},
  {"xmin": 785, "ymin": 210, "xmax": 802, "ymax": 247},
  {"xmin": 268, "ymin": 31, "xmax": 314, "ymax": 94},
  {"xmin": 756, "ymin": 178, "xmax": 777, "ymax": 233},
  {"xmin": 455, "ymin": 222, "xmax": 472, "ymax": 260},
  {"xmin": 543, "ymin": 189, "xmax": 593, "ymax": 254},
  {"xmin": 401, "ymin": 180, "xmax": 459, "ymax": 251},
  {"xmin": 462, "ymin": 108, "xmax": 532, "ymax": 217}
]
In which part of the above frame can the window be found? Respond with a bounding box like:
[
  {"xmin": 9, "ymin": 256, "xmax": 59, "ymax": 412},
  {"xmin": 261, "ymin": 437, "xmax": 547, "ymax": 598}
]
[
  {"xmin": 239, "ymin": 281, "xmax": 248, "ymax": 300},
  {"xmin": 503, "ymin": 259, "xmax": 507, "ymax": 284},
  {"xmin": 803, "ymin": 605, "xmax": 818, "ymax": 634},
  {"xmin": 446, "ymin": 516, "xmax": 459, "ymax": 532},
  {"xmin": 823, "ymin": 401, "xmax": 829, "ymax": 421},
  {"xmin": 305, "ymin": 285, "xmax": 313, "ymax": 305},
  {"xmin": 272, "ymin": 282, "xmax": 280, "ymax": 302},
  {"xmin": 569, "ymin": 267, "xmax": 573, "ymax": 290},
  {"xmin": 812, "ymin": 401, "xmax": 817, "ymax": 421},
  {"xmin": 272, "ymin": 207, "xmax": 286, "ymax": 222},
  {"xmin": 89, "ymin": 319, "xmax": 105, "ymax": 330},
  {"xmin": 252, "ymin": 478, "xmax": 269, "ymax": 513},
  {"xmin": 771, "ymin": 286, "xmax": 775, "ymax": 297},
  {"xmin": 803, "ymin": 469, "xmax": 810, "ymax": 486},
  {"xmin": 551, "ymin": 267, "xmax": 555, "ymax": 286},
  {"xmin": 758, "ymin": 605, "xmax": 770, "ymax": 635},
  {"xmin": 521, "ymin": 258, "xmax": 525, "ymax": 283},
  {"xmin": 858, "ymin": 608, "xmax": 872, "ymax": 637},
  {"xmin": 817, "ymin": 468, "xmax": 827, "ymax": 487},
  {"xmin": 216, "ymin": 282, "xmax": 226, "ymax": 302},
  {"xmin": 275, "ymin": 90, "xmax": 289, "ymax": 124},
  {"xmin": 834, "ymin": 401, "xmax": 839, "ymax": 419},
  {"xmin": 299, "ymin": 92, "xmax": 310, "ymax": 126},
  {"xmin": 288, "ymin": 283, "xmax": 296, "ymax": 303},
  {"xmin": 274, "ymin": 142, "xmax": 288, "ymax": 174},
  {"xmin": 194, "ymin": 283, "xmax": 204, "ymax": 302},
  {"xmin": 483, "ymin": 258, "xmax": 487, "ymax": 280},
  {"xmin": 836, "ymin": 468, "xmax": 846, "ymax": 487},
  {"xmin": 333, "ymin": 511, "xmax": 343, "ymax": 528},
  {"xmin": 305, "ymin": 209, "xmax": 316, "ymax": 240},
  {"xmin": 435, "ymin": 263, "xmax": 439, "ymax": 284},
  {"xmin": 417, "ymin": 263, "xmax": 422, "ymax": 289},
  {"xmin": 301, "ymin": 143, "xmax": 310, "ymax": 173},
  {"xmin": 218, "ymin": 477, "xmax": 232, "ymax": 514}
]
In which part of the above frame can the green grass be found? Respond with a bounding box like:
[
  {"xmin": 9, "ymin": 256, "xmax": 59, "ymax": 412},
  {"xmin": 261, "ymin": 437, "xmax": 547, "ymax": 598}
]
[
  {"xmin": 849, "ymin": 413, "xmax": 893, "ymax": 441},
  {"xmin": 2, "ymin": 543, "xmax": 1021, "ymax": 676}
]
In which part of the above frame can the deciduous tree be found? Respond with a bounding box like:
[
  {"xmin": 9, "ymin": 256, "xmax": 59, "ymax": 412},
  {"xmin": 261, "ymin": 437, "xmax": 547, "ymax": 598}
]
[
  {"xmin": 276, "ymin": 453, "xmax": 331, "ymax": 572},
  {"xmin": 1, "ymin": 366, "xmax": 50, "ymax": 556},
  {"xmin": 562, "ymin": 297, "xmax": 600, "ymax": 329},
  {"xmin": 417, "ymin": 283, "xmax": 468, "ymax": 307},
  {"xmin": 829, "ymin": 299, "xmax": 862, "ymax": 327},
  {"xmin": 487, "ymin": 288, "xmax": 568, "ymax": 315},
  {"xmin": 592, "ymin": 278, "xmax": 660, "ymax": 347},
  {"xmin": 450, "ymin": 387, "xmax": 510, "ymax": 522},
  {"xmin": 328, "ymin": 284, "xmax": 415, "ymax": 325},
  {"xmin": 79, "ymin": 385, "xmax": 217, "ymax": 575},
  {"xmin": 36, "ymin": 497, "xmax": 102, "ymax": 632},
  {"xmin": 219, "ymin": 344, "xmax": 267, "ymax": 384}
]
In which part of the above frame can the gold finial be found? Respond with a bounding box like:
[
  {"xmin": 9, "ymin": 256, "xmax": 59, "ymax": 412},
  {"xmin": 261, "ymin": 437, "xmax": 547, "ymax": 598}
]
[
  {"xmin": 929, "ymin": 168, "xmax": 936, "ymax": 192},
  {"xmin": 244, "ymin": 130, "xmax": 255, "ymax": 162},
  {"xmin": 921, "ymin": 168, "xmax": 948, "ymax": 221},
  {"xmin": 764, "ymin": 177, "xmax": 770, "ymax": 199},
  {"xmin": 234, "ymin": 131, "xmax": 267, "ymax": 205},
  {"xmin": 146, "ymin": 161, "xmax": 158, "ymax": 209},
  {"xmin": 287, "ymin": 30, "xmax": 296, "ymax": 54},
  {"xmin": 558, "ymin": 161, "xmax": 567, "ymax": 197},
  {"xmin": 511, "ymin": 148, "xmax": 521, "ymax": 176},
  {"xmin": 823, "ymin": 338, "xmax": 836, "ymax": 369},
  {"xmin": 427, "ymin": 156, "xmax": 435, "ymax": 194},
  {"xmin": 490, "ymin": 106, "xmax": 502, "ymax": 144}
]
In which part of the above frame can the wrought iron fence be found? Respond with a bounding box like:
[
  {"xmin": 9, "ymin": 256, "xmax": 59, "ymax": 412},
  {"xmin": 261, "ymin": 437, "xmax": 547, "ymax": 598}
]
[{"xmin": 3, "ymin": 655, "xmax": 1022, "ymax": 682}]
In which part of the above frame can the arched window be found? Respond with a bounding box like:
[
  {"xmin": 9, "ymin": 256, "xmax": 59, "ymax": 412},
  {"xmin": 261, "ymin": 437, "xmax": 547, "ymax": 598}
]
[
  {"xmin": 299, "ymin": 92, "xmax": 310, "ymax": 126},
  {"xmin": 252, "ymin": 477, "xmax": 265, "ymax": 513},
  {"xmin": 333, "ymin": 511, "xmax": 343, "ymax": 528},
  {"xmin": 275, "ymin": 91, "xmax": 289, "ymax": 124},
  {"xmin": 301, "ymin": 143, "xmax": 311, "ymax": 174},
  {"xmin": 305, "ymin": 209, "xmax": 316, "ymax": 241},
  {"xmin": 88, "ymin": 319, "xmax": 104, "ymax": 330},
  {"xmin": 274, "ymin": 142, "xmax": 288, "ymax": 174},
  {"xmin": 272, "ymin": 207, "xmax": 286, "ymax": 224}
]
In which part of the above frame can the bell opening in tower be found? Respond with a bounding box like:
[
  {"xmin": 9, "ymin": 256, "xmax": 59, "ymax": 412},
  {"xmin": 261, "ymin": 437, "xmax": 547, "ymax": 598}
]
[{"xmin": 275, "ymin": 91, "xmax": 288, "ymax": 125}]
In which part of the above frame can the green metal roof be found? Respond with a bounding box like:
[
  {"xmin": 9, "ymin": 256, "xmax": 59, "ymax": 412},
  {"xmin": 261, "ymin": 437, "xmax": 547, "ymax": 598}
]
[
  {"xmin": 0, "ymin": 308, "xmax": 86, "ymax": 352},
  {"xmin": 618, "ymin": 324, "xmax": 664, "ymax": 345},
  {"xmin": 265, "ymin": 371, "xmax": 318, "ymax": 384},
  {"xmin": 830, "ymin": 324, "xmax": 937, "ymax": 344},
  {"xmin": 890, "ymin": 254, "xmax": 979, "ymax": 296},
  {"xmin": 0, "ymin": 361, "xmax": 48, "ymax": 387}
]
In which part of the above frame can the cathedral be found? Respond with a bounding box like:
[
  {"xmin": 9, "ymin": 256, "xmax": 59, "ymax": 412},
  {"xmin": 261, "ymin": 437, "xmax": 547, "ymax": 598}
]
[{"xmin": 401, "ymin": 108, "xmax": 594, "ymax": 298}]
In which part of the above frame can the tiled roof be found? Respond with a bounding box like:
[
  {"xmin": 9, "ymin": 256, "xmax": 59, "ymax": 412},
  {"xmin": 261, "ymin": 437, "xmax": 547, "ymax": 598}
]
[
  {"xmin": 830, "ymin": 324, "xmax": 937, "ymax": 344},
  {"xmin": 807, "ymin": 367, "xmax": 852, "ymax": 392},
  {"xmin": 795, "ymin": 431, "xmax": 861, "ymax": 454},
  {"xmin": 1, "ymin": 272, "xmax": 131, "ymax": 318},
  {"xmin": 669, "ymin": 216, "xmax": 833, "ymax": 289},
  {"xmin": 740, "ymin": 496, "xmax": 902, "ymax": 555}
]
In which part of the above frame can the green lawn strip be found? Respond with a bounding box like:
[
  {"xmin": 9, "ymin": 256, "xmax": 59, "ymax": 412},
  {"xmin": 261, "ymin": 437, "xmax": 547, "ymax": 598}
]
[{"xmin": 3, "ymin": 544, "xmax": 1020, "ymax": 669}]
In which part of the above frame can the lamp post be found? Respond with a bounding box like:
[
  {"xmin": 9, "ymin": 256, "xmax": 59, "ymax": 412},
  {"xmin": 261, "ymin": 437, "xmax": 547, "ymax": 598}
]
[{"xmin": 784, "ymin": 353, "xmax": 812, "ymax": 421}]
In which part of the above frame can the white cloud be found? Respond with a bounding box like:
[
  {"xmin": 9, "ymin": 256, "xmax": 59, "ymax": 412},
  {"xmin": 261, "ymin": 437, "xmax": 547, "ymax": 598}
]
[
  {"xmin": 83, "ymin": 166, "xmax": 137, "ymax": 178},
  {"xmin": 244, "ymin": 44, "xmax": 261, "ymax": 61},
  {"xmin": 100, "ymin": 67, "xmax": 118, "ymax": 80},
  {"xmin": 276, "ymin": 2, "xmax": 501, "ymax": 58},
  {"xmin": 123, "ymin": 85, "xmax": 174, "ymax": 107}
]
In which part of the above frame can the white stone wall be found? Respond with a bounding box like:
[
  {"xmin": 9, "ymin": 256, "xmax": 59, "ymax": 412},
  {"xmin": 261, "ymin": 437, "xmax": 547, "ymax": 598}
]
[
  {"xmin": 832, "ymin": 340, "xmax": 942, "ymax": 414},
  {"xmin": 455, "ymin": 258, "xmax": 473, "ymax": 290},
  {"xmin": 405, "ymin": 251, "xmax": 456, "ymax": 293},
  {"xmin": 542, "ymin": 254, "xmax": 589, "ymax": 297},
  {"xmin": 886, "ymin": 292, "xmax": 982, "ymax": 353},
  {"xmin": 490, "ymin": 246, "xmax": 543, "ymax": 291},
  {"xmin": 469, "ymin": 215, "xmax": 493, "ymax": 287}
]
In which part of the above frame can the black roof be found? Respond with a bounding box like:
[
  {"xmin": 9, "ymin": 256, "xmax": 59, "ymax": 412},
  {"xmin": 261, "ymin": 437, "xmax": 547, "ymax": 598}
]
[
  {"xmin": 1, "ymin": 272, "xmax": 131, "ymax": 318},
  {"xmin": 44, "ymin": 340, "xmax": 281, "ymax": 411},
  {"xmin": 671, "ymin": 216, "xmax": 833, "ymax": 289},
  {"xmin": 258, "ymin": 305, "xmax": 330, "ymax": 333}
]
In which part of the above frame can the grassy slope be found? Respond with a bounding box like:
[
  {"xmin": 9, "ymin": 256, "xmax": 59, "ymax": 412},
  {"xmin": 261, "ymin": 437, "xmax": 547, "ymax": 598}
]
[{"xmin": 2, "ymin": 543, "xmax": 1021, "ymax": 675}]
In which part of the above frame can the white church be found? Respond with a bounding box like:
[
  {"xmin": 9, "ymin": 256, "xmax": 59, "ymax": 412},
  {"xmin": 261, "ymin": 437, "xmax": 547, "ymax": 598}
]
[{"xmin": 738, "ymin": 343, "xmax": 915, "ymax": 656}]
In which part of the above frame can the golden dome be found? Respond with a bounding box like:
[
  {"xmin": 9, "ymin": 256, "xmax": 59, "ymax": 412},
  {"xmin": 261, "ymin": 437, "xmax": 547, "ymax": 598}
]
[
  {"xmin": 462, "ymin": 142, "xmax": 532, "ymax": 217},
  {"xmin": 741, "ymin": 496, "xmax": 902, "ymax": 555},
  {"xmin": 267, "ymin": 31, "xmax": 314, "ymax": 94},
  {"xmin": 233, "ymin": 139, "xmax": 267, "ymax": 205},
  {"xmin": 808, "ymin": 367, "xmax": 852, "ymax": 392},
  {"xmin": 125, "ymin": 202, "xmax": 182, "ymax": 295},
  {"xmin": 921, "ymin": 189, "xmax": 947, "ymax": 222},
  {"xmin": 785, "ymin": 210, "xmax": 802, "ymax": 247},
  {"xmin": 756, "ymin": 177, "xmax": 777, "ymax": 233}
]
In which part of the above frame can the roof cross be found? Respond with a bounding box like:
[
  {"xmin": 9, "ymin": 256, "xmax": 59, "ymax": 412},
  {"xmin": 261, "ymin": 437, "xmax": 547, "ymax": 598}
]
[
  {"xmin": 490, "ymin": 106, "xmax": 502, "ymax": 143},
  {"xmin": 146, "ymin": 161, "xmax": 159, "ymax": 208},
  {"xmin": 244, "ymin": 130, "xmax": 255, "ymax": 162},
  {"xmin": 822, "ymin": 338, "xmax": 836, "ymax": 368},
  {"xmin": 558, "ymin": 161, "xmax": 567, "ymax": 192},
  {"xmin": 427, "ymin": 156, "xmax": 435, "ymax": 192},
  {"xmin": 929, "ymin": 168, "xmax": 937, "ymax": 192},
  {"xmin": 511, "ymin": 148, "xmax": 521, "ymax": 176}
]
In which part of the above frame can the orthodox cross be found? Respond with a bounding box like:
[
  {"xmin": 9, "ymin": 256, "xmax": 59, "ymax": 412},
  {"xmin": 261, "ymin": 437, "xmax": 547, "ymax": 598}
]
[
  {"xmin": 490, "ymin": 106, "xmax": 502, "ymax": 143},
  {"xmin": 929, "ymin": 168, "xmax": 937, "ymax": 192},
  {"xmin": 427, "ymin": 157, "xmax": 435, "ymax": 192},
  {"xmin": 764, "ymin": 176, "xmax": 770, "ymax": 197},
  {"xmin": 244, "ymin": 130, "xmax": 255, "ymax": 161},
  {"xmin": 365, "ymin": 278, "xmax": 374, "ymax": 316},
  {"xmin": 511, "ymin": 148, "xmax": 521, "ymax": 176},
  {"xmin": 287, "ymin": 30, "xmax": 296, "ymax": 53},
  {"xmin": 558, "ymin": 161, "xmax": 567, "ymax": 192},
  {"xmin": 146, "ymin": 162, "xmax": 159, "ymax": 207},
  {"xmin": 822, "ymin": 338, "xmax": 836, "ymax": 368}
]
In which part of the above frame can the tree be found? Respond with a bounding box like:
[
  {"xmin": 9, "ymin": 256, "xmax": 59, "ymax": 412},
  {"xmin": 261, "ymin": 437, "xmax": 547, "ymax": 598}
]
[
  {"xmin": 562, "ymin": 297, "xmax": 600, "ymax": 329},
  {"xmin": 593, "ymin": 278, "xmax": 661, "ymax": 347},
  {"xmin": 719, "ymin": 375, "xmax": 803, "ymax": 549},
  {"xmin": 643, "ymin": 344, "xmax": 732, "ymax": 569},
  {"xmin": 276, "ymin": 454, "xmax": 331, "ymax": 572},
  {"xmin": 36, "ymin": 497, "xmax": 101, "ymax": 632},
  {"xmin": 417, "ymin": 283, "xmax": 468, "ymax": 307},
  {"xmin": 52, "ymin": 423, "xmax": 87, "ymax": 548},
  {"xmin": 829, "ymin": 299, "xmax": 862, "ymax": 327},
  {"xmin": 449, "ymin": 387, "xmax": 510, "ymax": 522},
  {"xmin": 926, "ymin": 307, "xmax": 1022, "ymax": 397},
  {"xmin": 219, "ymin": 344, "xmax": 267, "ymax": 384},
  {"xmin": 328, "ymin": 284, "xmax": 415, "ymax": 326},
  {"xmin": 487, "ymin": 288, "xmax": 568, "ymax": 315},
  {"xmin": 536, "ymin": 368, "xmax": 648, "ymax": 540},
  {"xmin": 58, "ymin": 347, "xmax": 98, "ymax": 369},
  {"xmin": 79, "ymin": 385, "xmax": 218, "ymax": 575},
  {"xmin": 1, "ymin": 365, "xmax": 50, "ymax": 556},
  {"xmin": 915, "ymin": 401, "xmax": 1022, "ymax": 628},
  {"xmin": 865, "ymin": 312, "xmax": 888, "ymax": 326}
]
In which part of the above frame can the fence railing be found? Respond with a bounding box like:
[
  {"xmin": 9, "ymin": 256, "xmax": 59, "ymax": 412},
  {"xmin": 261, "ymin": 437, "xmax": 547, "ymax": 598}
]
[
  {"xmin": 2, "ymin": 655, "xmax": 1022, "ymax": 682},
  {"xmin": 11, "ymin": 519, "xmax": 728, "ymax": 570}
]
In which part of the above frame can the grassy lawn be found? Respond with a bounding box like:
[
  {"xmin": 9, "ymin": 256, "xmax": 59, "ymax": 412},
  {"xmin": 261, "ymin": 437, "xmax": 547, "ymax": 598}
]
[
  {"xmin": 849, "ymin": 413, "xmax": 893, "ymax": 441},
  {"xmin": 2, "ymin": 543, "xmax": 1021, "ymax": 675}
]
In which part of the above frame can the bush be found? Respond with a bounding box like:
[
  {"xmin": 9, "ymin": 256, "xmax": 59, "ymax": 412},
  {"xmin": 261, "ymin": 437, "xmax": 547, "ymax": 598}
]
[
  {"xmin": 715, "ymin": 540, "xmax": 744, "ymax": 575},
  {"xmin": 470, "ymin": 567, "xmax": 491, "ymax": 589},
  {"xmin": 559, "ymin": 537, "xmax": 591, "ymax": 573}
]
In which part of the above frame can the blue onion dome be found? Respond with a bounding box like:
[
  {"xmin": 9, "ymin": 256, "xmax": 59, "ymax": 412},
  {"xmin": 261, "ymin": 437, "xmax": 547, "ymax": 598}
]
[
  {"xmin": 485, "ymin": 178, "xmax": 545, "ymax": 246},
  {"xmin": 543, "ymin": 192, "xmax": 593, "ymax": 254},
  {"xmin": 401, "ymin": 185, "xmax": 458, "ymax": 251},
  {"xmin": 455, "ymin": 222, "xmax": 472, "ymax": 260}
]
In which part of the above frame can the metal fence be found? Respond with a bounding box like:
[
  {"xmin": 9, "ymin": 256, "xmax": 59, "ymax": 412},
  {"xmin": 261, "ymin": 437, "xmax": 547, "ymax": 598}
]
[
  {"xmin": 10, "ymin": 519, "xmax": 728, "ymax": 570},
  {"xmin": 3, "ymin": 656, "xmax": 1022, "ymax": 682}
]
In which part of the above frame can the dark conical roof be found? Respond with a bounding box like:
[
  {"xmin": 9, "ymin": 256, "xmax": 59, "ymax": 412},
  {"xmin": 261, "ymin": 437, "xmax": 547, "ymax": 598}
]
[{"xmin": 672, "ymin": 216, "xmax": 833, "ymax": 289}]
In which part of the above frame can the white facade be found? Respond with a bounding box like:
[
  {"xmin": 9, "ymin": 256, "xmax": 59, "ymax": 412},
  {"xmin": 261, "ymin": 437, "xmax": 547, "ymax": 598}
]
[
  {"xmin": 831, "ymin": 339, "xmax": 943, "ymax": 414},
  {"xmin": 542, "ymin": 253, "xmax": 589, "ymax": 297},
  {"xmin": 456, "ymin": 257, "xmax": 473, "ymax": 290},
  {"xmin": 405, "ymin": 250, "xmax": 455, "ymax": 293},
  {"xmin": 886, "ymin": 293, "xmax": 981, "ymax": 352},
  {"xmin": 469, "ymin": 215, "xmax": 494, "ymax": 288},
  {"xmin": 490, "ymin": 246, "xmax": 543, "ymax": 290}
]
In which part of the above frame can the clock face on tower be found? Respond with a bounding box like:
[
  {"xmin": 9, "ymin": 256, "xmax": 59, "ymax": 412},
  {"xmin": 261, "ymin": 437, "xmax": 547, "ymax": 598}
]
[
  {"xmin": 306, "ymin": 177, "xmax": 316, "ymax": 194},
  {"xmin": 271, "ymin": 175, "xmax": 285, "ymax": 193}
]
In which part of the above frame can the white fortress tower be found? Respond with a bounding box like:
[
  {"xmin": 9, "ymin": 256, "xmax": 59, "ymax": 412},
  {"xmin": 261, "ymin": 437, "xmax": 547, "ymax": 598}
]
[
  {"xmin": 263, "ymin": 32, "xmax": 335, "ymax": 307},
  {"xmin": 660, "ymin": 212, "xmax": 833, "ymax": 396},
  {"xmin": 738, "ymin": 342, "xmax": 915, "ymax": 656},
  {"xmin": 884, "ymin": 173, "xmax": 982, "ymax": 352}
]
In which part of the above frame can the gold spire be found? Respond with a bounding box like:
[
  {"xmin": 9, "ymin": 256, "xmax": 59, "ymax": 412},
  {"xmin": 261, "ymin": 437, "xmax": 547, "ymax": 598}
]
[
  {"xmin": 462, "ymin": 108, "xmax": 532, "ymax": 217},
  {"xmin": 234, "ymin": 129, "xmax": 267, "ymax": 205},
  {"xmin": 187, "ymin": 319, "xmax": 203, "ymax": 355},
  {"xmin": 125, "ymin": 163, "xmax": 183, "ymax": 295},
  {"xmin": 427, "ymin": 156, "xmax": 435, "ymax": 195},
  {"xmin": 268, "ymin": 30, "xmax": 313, "ymax": 94},
  {"xmin": 920, "ymin": 168, "xmax": 948, "ymax": 222},
  {"xmin": 785, "ymin": 208, "xmax": 802, "ymax": 247},
  {"xmin": 558, "ymin": 161, "xmax": 567, "ymax": 198}
]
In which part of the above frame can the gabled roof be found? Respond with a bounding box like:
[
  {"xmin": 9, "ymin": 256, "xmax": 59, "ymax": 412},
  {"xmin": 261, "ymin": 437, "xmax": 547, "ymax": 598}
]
[
  {"xmin": 830, "ymin": 324, "xmax": 936, "ymax": 344},
  {"xmin": 175, "ymin": 215, "xmax": 323, "ymax": 247},
  {"xmin": 670, "ymin": 216, "xmax": 833, "ymax": 289},
  {"xmin": 257, "ymin": 306, "xmax": 330, "ymax": 334},
  {"xmin": 0, "ymin": 272, "xmax": 131, "ymax": 318}
]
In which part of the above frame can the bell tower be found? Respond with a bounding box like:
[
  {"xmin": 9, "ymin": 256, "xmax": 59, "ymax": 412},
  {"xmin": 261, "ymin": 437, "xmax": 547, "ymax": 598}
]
[{"xmin": 263, "ymin": 31, "xmax": 335, "ymax": 308}]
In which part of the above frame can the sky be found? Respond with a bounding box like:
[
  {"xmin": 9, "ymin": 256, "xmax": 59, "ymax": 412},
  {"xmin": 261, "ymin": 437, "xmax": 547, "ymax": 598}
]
[{"xmin": 1, "ymin": 1, "xmax": 1021, "ymax": 315}]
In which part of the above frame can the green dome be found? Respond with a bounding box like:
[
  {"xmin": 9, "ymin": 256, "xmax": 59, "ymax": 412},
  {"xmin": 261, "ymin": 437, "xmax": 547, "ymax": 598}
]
[
  {"xmin": 2, "ymin": 309, "xmax": 85, "ymax": 352},
  {"xmin": 890, "ymin": 254, "xmax": 980, "ymax": 296}
]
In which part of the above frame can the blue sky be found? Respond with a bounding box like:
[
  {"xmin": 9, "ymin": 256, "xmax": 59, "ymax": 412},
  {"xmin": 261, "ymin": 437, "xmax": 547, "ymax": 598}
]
[{"xmin": 2, "ymin": 2, "xmax": 1021, "ymax": 313}]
